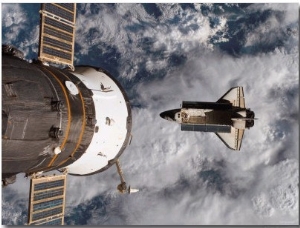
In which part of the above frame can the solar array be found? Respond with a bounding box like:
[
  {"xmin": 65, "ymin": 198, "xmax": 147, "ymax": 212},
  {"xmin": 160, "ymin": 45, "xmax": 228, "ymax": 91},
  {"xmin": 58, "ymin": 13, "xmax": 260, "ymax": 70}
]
[
  {"xmin": 38, "ymin": 3, "xmax": 76, "ymax": 70},
  {"xmin": 28, "ymin": 174, "xmax": 67, "ymax": 225}
]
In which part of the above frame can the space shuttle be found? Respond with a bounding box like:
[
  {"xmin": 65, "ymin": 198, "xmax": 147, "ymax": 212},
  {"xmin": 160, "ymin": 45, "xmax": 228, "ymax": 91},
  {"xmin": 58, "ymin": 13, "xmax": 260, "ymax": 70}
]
[{"xmin": 160, "ymin": 87, "xmax": 255, "ymax": 150}]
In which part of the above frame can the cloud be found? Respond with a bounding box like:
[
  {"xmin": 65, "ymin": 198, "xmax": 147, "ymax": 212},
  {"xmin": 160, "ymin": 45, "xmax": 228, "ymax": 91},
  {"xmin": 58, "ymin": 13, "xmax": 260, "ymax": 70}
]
[
  {"xmin": 249, "ymin": 3, "xmax": 299, "ymax": 26},
  {"xmin": 1, "ymin": 4, "xmax": 40, "ymax": 59},
  {"xmin": 74, "ymin": 3, "xmax": 230, "ymax": 79},
  {"xmin": 2, "ymin": 174, "xmax": 30, "ymax": 225},
  {"xmin": 66, "ymin": 27, "xmax": 298, "ymax": 224},
  {"xmin": 2, "ymin": 4, "xmax": 26, "ymax": 28},
  {"xmin": 244, "ymin": 4, "xmax": 298, "ymax": 55},
  {"xmin": 114, "ymin": 45, "xmax": 298, "ymax": 225}
]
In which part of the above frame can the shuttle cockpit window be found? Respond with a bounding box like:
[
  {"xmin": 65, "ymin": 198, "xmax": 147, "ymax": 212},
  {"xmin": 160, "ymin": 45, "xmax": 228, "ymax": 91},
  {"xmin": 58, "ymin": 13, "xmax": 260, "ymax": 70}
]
[{"xmin": 174, "ymin": 112, "xmax": 182, "ymax": 123}]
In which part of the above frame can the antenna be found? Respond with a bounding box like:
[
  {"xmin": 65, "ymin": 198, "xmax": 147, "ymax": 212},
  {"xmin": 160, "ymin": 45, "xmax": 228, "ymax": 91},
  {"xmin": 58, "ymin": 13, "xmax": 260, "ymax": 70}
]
[{"xmin": 115, "ymin": 159, "xmax": 139, "ymax": 194}]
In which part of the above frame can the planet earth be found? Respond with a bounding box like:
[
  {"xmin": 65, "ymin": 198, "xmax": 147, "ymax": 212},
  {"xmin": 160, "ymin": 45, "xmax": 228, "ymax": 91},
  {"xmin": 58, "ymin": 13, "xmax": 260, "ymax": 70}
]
[{"xmin": 2, "ymin": 3, "xmax": 299, "ymax": 225}]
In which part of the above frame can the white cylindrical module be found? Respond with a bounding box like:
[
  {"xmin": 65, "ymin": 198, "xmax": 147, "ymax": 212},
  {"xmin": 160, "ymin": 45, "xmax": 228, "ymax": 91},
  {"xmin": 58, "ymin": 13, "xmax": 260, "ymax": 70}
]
[{"xmin": 65, "ymin": 67, "xmax": 131, "ymax": 175}]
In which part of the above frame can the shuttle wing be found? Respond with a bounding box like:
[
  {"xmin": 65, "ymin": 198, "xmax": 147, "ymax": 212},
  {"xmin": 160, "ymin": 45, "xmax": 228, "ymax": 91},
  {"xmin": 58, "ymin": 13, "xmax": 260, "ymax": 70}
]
[
  {"xmin": 217, "ymin": 86, "xmax": 245, "ymax": 108},
  {"xmin": 215, "ymin": 127, "xmax": 244, "ymax": 150}
]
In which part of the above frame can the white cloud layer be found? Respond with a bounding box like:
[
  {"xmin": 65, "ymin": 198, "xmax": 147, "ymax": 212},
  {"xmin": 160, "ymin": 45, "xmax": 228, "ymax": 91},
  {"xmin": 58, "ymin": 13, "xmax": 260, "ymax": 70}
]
[
  {"xmin": 74, "ymin": 3, "xmax": 230, "ymax": 79},
  {"xmin": 113, "ymin": 48, "xmax": 298, "ymax": 225},
  {"xmin": 1, "ymin": 3, "xmax": 299, "ymax": 225},
  {"xmin": 1, "ymin": 4, "xmax": 39, "ymax": 58}
]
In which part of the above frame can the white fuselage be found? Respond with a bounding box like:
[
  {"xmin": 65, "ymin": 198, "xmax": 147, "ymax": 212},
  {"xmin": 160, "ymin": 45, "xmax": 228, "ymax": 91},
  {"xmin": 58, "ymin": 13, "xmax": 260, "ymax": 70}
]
[{"xmin": 65, "ymin": 67, "xmax": 130, "ymax": 175}]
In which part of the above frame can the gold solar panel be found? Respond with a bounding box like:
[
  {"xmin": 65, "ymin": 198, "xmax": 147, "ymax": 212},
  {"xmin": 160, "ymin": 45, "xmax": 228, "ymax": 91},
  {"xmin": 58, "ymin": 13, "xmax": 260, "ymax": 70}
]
[
  {"xmin": 38, "ymin": 3, "xmax": 76, "ymax": 70},
  {"xmin": 27, "ymin": 174, "xmax": 67, "ymax": 225}
]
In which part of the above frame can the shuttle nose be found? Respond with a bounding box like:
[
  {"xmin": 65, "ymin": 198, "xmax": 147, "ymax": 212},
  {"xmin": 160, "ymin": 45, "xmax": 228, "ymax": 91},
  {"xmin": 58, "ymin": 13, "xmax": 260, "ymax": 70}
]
[
  {"xmin": 160, "ymin": 111, "xmax": 169, "ymax": 120},
  {"xmin": 159, "ymin": 109, "xmax": 181, "ymax": 121}
]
